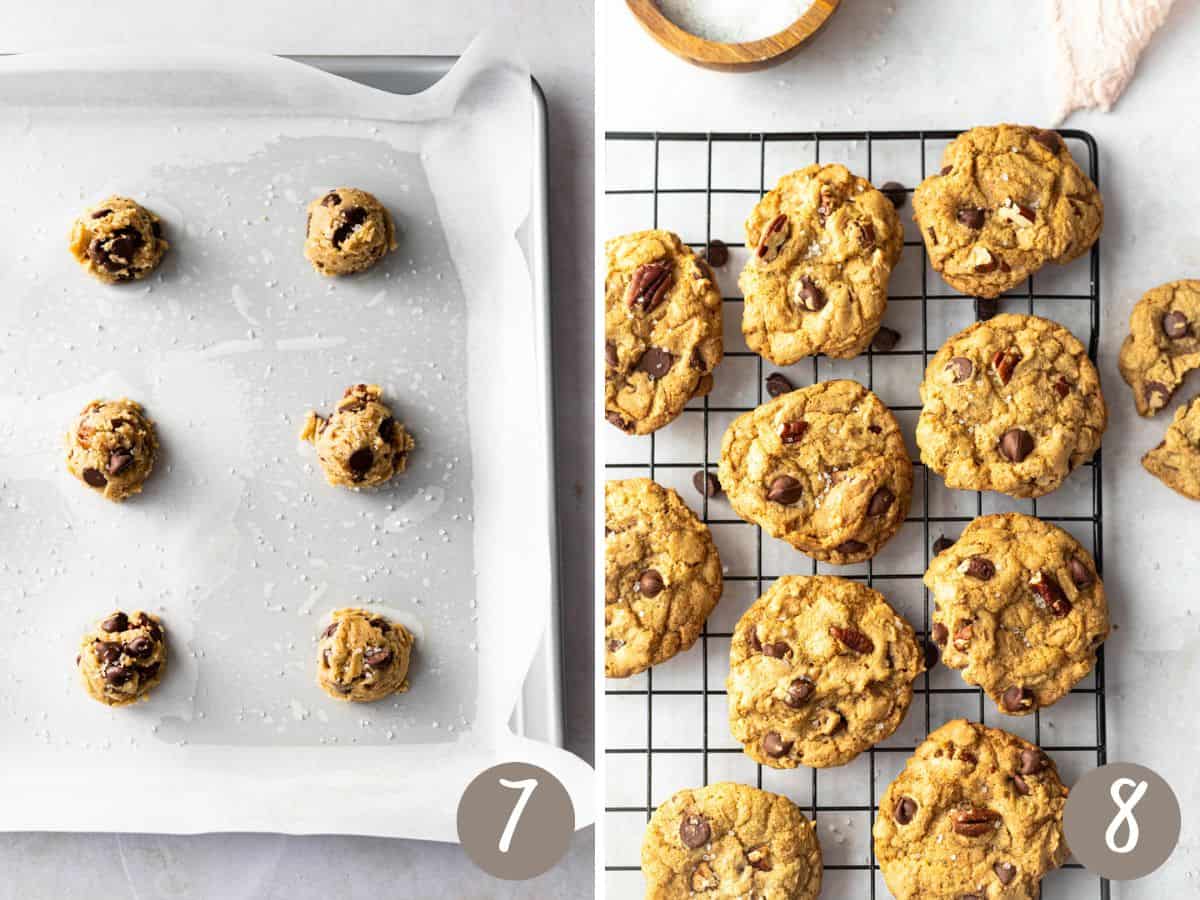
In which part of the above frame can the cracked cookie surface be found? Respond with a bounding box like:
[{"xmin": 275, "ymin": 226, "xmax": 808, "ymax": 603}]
[
  {"xmin": 917, "ymin": 313, "xmax": 1106, "ymax": 498},
  {"xmin": 1118, "ymin": 279, "xmax": 1200, "ymax": 416},
  {"xmin": 926, "ymin": 514, "xmax": 1108, "ymax": 715},
  {"xmin": 316, "ymin": 608, "xmax": 414, "ymax": 702},
  {"xmin": 1142, "ymin": 394, "xmax": 1200, "ymax": 499},
  {"xmin": 78, "ymin": 610, "xmax": 167, "ymax": 707},
  {"xmin": 605, "ymin": 478, "xmax": 723, "ymax": 678},
  {"xmin": 69, "ymin": 196, "xmax": 168, "ymax": 284},
  {"xmin": 65, "ymin": 398, "xmax": 159, "ymax": 502},
  {"xmin": 740, "ymin": 163, "xmax": 903, "ymax": 363},
  {"xmin": 727, "ymin": 575, "xmax": 922, "ymax": 769},
  {"xmin": 304, "ymin": 187, "xmax": 397, "ymax": 276},
  {"xmin": 605, "ymin": 230, "xmax": 723, "ymax": 435},
  {"xmin": 913, "ymin": 124, "xmax": 1102, "ymax": 298},
  {"xmin": 642, "ymin": 781, "xmax": 822, "ymax": 900},
  {"xmin": 717, "ymin": 380, "xmax": 912, "ymax": 565},
  {"xmin": 301, "ymin": 384, "xmax": 414, "ymax": 489},
  {"xmin": 874, "ymin": 719, "xmax": 1068, "ymax": 900}
]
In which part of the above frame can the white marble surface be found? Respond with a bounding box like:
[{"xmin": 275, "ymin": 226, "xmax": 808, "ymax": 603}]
[
  {"xmin": 604, "ymin": 2, "xmax": 1199, "ymax": 896},
  {"xmin": 0, "ymin": 2, "xmax": 594, "ymax": 898}
]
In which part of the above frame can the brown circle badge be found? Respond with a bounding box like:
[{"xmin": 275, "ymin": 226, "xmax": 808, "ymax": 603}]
[
  {"xmin": 1064, "ymin": 763, "xmax": 1180, "ymax": 880},
  {"xmin": 457, "ymin": 762, "xmax": 574, "ymax": 879}
]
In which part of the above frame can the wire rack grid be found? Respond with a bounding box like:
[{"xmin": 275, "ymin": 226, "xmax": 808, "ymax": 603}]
[{"xmin": 603, "ymin": 129, "xmax": 1107, "ymax": 899}]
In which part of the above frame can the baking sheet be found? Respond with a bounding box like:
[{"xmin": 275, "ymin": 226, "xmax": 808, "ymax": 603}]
[{"xmin": 0, "ymin": 34, "xmax": 592, "ymax": 840}]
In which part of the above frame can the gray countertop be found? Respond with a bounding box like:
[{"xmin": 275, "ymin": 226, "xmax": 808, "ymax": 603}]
[{"xmin": 0, "ymin": 2, "xmax": 595, "ymax": 898}]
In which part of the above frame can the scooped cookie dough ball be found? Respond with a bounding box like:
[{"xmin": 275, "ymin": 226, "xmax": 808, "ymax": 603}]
[
  {"xmin": 77, "ymin": 610, "xmax": 167, "ymax": 707},
  {"xmin": 317, "ymin": 608, "xmax": 414, "ymax": 702},
  {"xmin": 304, "ymin": 188, "xmax": 397, "ymax": 276},
  {"xmin": 301, "ymin": 384, "xmax": 414, "ymax": 489},
  {"xmin": 68, "ymin": 196, "xmax": 168, "ymax": 283},
  {"xmin": 65, "ymin": 398, "xmax": 159, "ymax": 502}
]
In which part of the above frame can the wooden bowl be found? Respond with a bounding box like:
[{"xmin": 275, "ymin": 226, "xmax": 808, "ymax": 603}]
[{"xmin": 626, "ymin": 0, "xmax": 841, "ymax": 72}]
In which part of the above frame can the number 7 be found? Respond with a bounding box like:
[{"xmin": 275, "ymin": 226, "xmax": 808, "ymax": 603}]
[{"xmin": 497, "ymin": 777, "xmax": 539, "ymax": 853}]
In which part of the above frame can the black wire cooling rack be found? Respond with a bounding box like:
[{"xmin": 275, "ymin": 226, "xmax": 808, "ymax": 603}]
[{"xmin": 603, "ymin": 129, "xmax": 1107, "ymax": 899}]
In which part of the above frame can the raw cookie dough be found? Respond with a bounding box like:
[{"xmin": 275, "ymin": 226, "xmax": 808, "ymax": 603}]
[
  {"xmin": 739, "ymin": 163, "xmax": 903, "ymax": 363},
  {"xmin": 301, "ymin": 384, "xmax": 414, "ymax": 489},
  {"xmin": 1142, "ymin": 394, "xmax": 1200, "ymax": 499},
  {"xmin": 917, "ymin": 313, "xmax": 1106, "ymax": 498},
  {"xmin": 605, "ymin": 230, "xmax": 724, "ymax": 434},
  {"xmin": 304, "ymin": 187, "xmax": 397, "ymax": 276},
  {"xmin": 642, "ymin": 782, "xmax": 822, "ymax": 900},
  {"xmin": 65, "ymin": 398, "xmax": 160, "ymax": 502},
  {"xmin": 728, "ymin": 575, "xmax": 922, "ymax": 769},
  {"xmin": 717, "ymin": 380, "xmax": 912, "ymax": 565},
  {"xmin": 68, "ymin": 196, "xmax": 168, "ymax": 284},
  {"xmin": 874, "ymin": 719, "xmax": 1069, "ymax": 900},
  {"xmin": 925, "ymin": 513, "xmax": 1109, "ymax": 715},
  {"xmin": 605, "ymin": 478, "xmax": 723, "ymax": 678},
  {"xmin": 912, "ymin": 124, "xmax": 1103, "ymax": 298},
  {"xmin": 316, "ymin": 608, "xmax": 414, "ymax": 702},
  {"xmin": 77, "ymin": 610, "xmax": 167, "ymax": 707},
  {"xmin": 1117, "ymin": 279, "xmax": 1200, "ymax": 416}
]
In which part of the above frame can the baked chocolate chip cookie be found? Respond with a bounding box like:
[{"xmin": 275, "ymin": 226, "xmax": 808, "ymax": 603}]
[
  {"xmin": 642, "ymin": 782, "xmax": 822, "ymax": 900},
  {"xmin": 304, "ymin": 187, "xmax": 396, "ymax": 276},
  {"xmin": 77, "ymin": 610, "xmax": 167, "ymax": 706},
  {"xmin": 874, "ymin": 719, "xmax": 1068, "ymax": 900},
  {"xmin": 605, "ymin": 230, "xmax": 723, "ymax": 435},
  {"xmin": 605, "ymin": 478, "xmax": 723, "ymax": 678},
  {"xmin": 739, "ymin": 163, "xmax": 903, "ymax": 362},
  {"xmin": 925, "ymin": 513, "xmax": 1109, "ymax": 715},
  {"xmin": 728, "ymin": 575, "xmax": 922, "ymax": 769},
  {"xmin": 301, "ymin": 384, "xmax": 414, "ymax": 489},
  {"xmin": 1118, "ymin": 279, "xmax": 1200, "ymax": 416},
  {"xmin": 917, "ymin": 313, "xmax": 1106, "ymax": 498},
  {"xmin": 913, "ymin": 124, "xmax": 1102, "ymax": 298},
  {"xmin": 65, "ymin": 398, "xmax": 159, "ymax": 502},
  {"xmin": 69, "ymin": 196, "xmax": 168, "ymax": 283},
  {"xmin": 1142, "ymin": 393, "xmax": 1200, "ymax": 499},
  {"xmin": 717, "ymin": 380, "xmax": 912, "ymax": 565},
  {"xmin": 316, "ymin": 608, "xmax": 414, "ymax": 702}
]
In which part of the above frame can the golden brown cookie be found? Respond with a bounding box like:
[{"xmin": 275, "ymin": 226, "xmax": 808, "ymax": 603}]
[
  {"xmin": 874, "ymin": 720, "xmax": 1069, "ymax": 900},
  {"xmin": 65, "ymin": 398, "xmax": 159, "ymax": 502},
  {"xmin": 727, "ymin": 575, "xmax": 922, "ymax": 769},
  {"xmin": 304, "ymin": 187, "xmax": 397, "ymax": 276},
  {"xmin": 68, "ymin": 196, "xmax": 168, "ymax": 283},
  {"xmin": 917, "ymin": 313, "xmax": 1106, "ymax": 498},
  {"xmin": 77, "ymin": 610, "xmax": 167, "ymax": 707},
  {"xmin": 316, "ymin": 608, "xmax": 414, "ymax": 702},
  {"xmin": 926, "ymin": 514, "xmax": 1109, "ymax": 715},
  {"xmin": 604, "ymin": 230, "xmax": 724, "ymax": 435},
  {"xmin": 301, "ymin": 384, "xmax": 414, "ymax": 489},
  {"xmin": 717, "ymin": 380, "xmax": 912, "ymax": 565},
  {"xmin": 605, "ymin": 478, "xmax": 723, "ymax": 678},
  {"xmin": 1118, "ymin": 279, "xmax": 1200, "ymax": 416},
  {"xmin": 1142, "ymin": 393, "xmax": 1200, "ymax": 499},
  {"xmin": 913, "ymin": 124, "xmax": 1102, "ymax": 298},
  {"xmin": 642, "ymin": 782, "xmax": 822, "ymax": 900},
  {"xmin": 739, "ymin": 163, "xmax": 903, "ymax": 363}
]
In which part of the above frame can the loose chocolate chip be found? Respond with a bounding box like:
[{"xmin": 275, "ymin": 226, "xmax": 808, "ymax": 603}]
[
  {"xmin": 763, "ymin": 641, "xmax": 792, "ymax": 659},
  {"xmin": 107, "ymin": 449, "xmax": 134, "ymax": 476},
  {"xmin": 880, "ymin": 181, "xmax": 907, "ymax": 209},
  {"xmin": 347, "ymin": 447, "xmax": 374, "ymax": 476},
  {"xmin": 994, "ymin": 862, "xmax": 1017, "ymax": 885},
  {"xmin": 638, "ymin": 569, "xmax": 665, "ymax": 597},
  {"xmin": 868, "ymin": 487, "xmax": 895, "ymax": 517},
  {"xmin": 82, "ymin": 467, "xmax": 108, "ymax": 488},
  {"xmin": 872, "ymin": 327, "xmax": 900, "ymax": 351},
  {"xmin": 322, "ymin": 192, "xmax": 342, "ymax": 207},
  {"xmin": 679, "ymin": 814, "xmax": 710, "ymax": 849},
  {"xmin": 785, "ymin": 677, "xmax": 814, "ymax": 708},
  {"xmin": 126, "ymin": 636, "xmax": 154, "ymax": 659},
  {"xmin": 606, "ymin": 638, "xmax": 624, "ymax": 652},
  {"xmin": 835, "ymin": 540, "xmax": 868, "ymax": 555},
  {"xmin": 331, "ymin": 206, "xmax": 368, "ymax": 248},
  {"xmin": 999, "ymin": 428, "xmax": 1034, "ymax": 463},
  {"xmin": 932, "ymin": 622, "xmax": 949, "ymax": 646},
  {"xmin": 766, "ymin": 475, "xmax": 802, "ymax": 505},
  {"xmin": 956, "ymin": 207, "xmax": 986, "ymax": 229},
  {"xmin": 365, "ymin": 648, "xmax": 392, "ymax": 667},
  {"xmin": 692, "ymin": 470, "xmax": 720, "ymax": 498},
  {"xmin": 96, "ymin": 642, "xmax": 122, "ymax": 663},
  {"xmin": 1013, "ymin": 774, "xmax": 1031, "ymax": 796},
  {"xmin": 1163, "ymin": 310, "xmax": 1189, "ymax": 339},
  {"xmin": 604, "ymin": 340, "xmax": 618, "ymax": 368},
  {"xmin": 893, "ymin": 796, "xmax": 917, "ymax": 825},
  {"xmin": 1067, "ymin": 556, "xmax": 1094, "ymax": 588},
  {"xmin": 703, "ymin": 240, "xmax": 729, "ymax": 267},
  {"xmin": 103, "ymin": 665, "xmax": 130, "ymax": 686},
  {"xmin": 1033, "ymin": 129, "xmax": 1062, "ymax": 153},
  {"xmin": 779, "ymin": 421, "xmax": 808, "ymax": 444},
  {"xmin": 634, "ymin": 346, "xmax": 674, "ymax": 381},
  {"xmin": 101, "ymin": 612, "xmax": 128, "ymax": 633},
  {"xmin": 964, "ymin": 556, "xmax": 996, "ymax": 580},
  {"xmin": 975, "ymin": 298, "xmax": 999, "ymax": 321},
  {"xmin": 947, "ymin": 357, "xmax": 974, "ymax": 383},
  {"xmin": 1019, "ymin": 748, "xmax": 1045, "ymax": 775},
  {"xmin": 932, "ymin": 535, "xmax": 955, "ymax": 556},
  {"xmin": 1002, "ymin": 686, "xmax": 1035, "ymax": 712},
  {"xmin": 765, "ymin": 372, "xmax": 794, "ymax": 398},
  {"xmin": 830, "ymin": 625, "xmax": 874, "ymax": 654},
  {"xmin": 795, "ymin": 276, "xmax": 825, "ymax": 311},
  {"xmin": 762, "ymin": 732, "xmax": 793, "ymax": 758}
]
